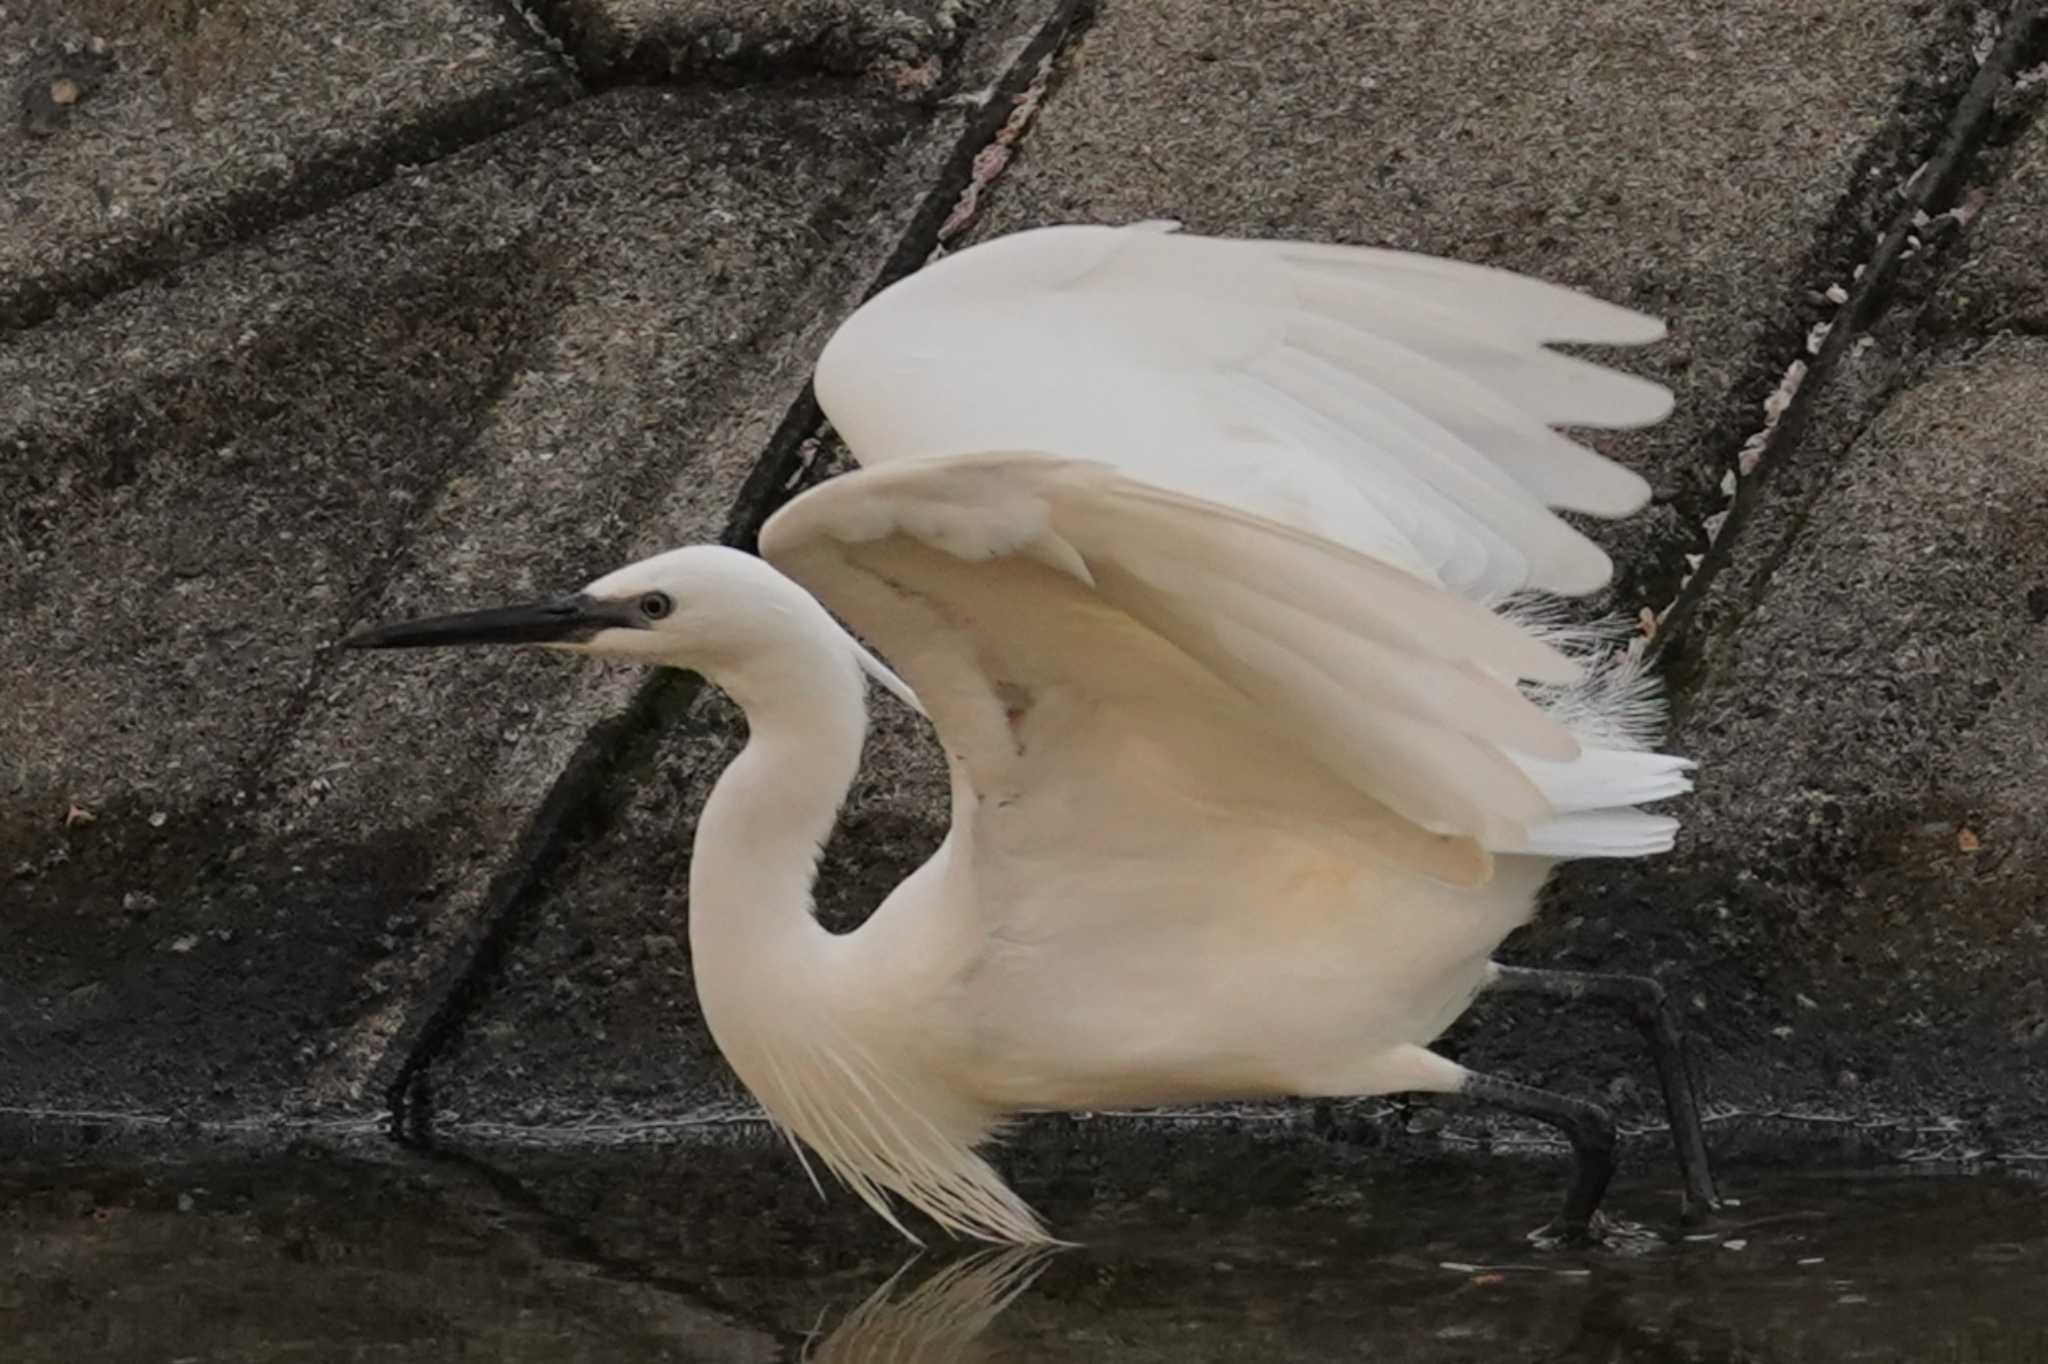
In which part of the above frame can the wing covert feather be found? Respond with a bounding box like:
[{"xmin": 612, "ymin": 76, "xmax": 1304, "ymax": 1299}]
[{"xmin": 761, "ymin": 454, "xmax": 1586, "ymax": 885}]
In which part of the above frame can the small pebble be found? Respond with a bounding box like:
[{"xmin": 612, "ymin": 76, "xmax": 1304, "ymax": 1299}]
[{"xmin": 49, "ymin": 77, "xmax": 81, "ymax": 105}]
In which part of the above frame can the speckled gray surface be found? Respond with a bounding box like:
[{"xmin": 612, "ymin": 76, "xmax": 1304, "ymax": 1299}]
[
  {"xmin": 1940, "ymin": 95, "xmax": 2048, "ymax": 332},
  {"xmin": 0, "ymin": 82, "xmax": 950, "ymax": 1122},
  {"xmin": 0, "ymin": 0, "xmax": 574, "ymax": 330},
  {"xmin": 2, "ymin": 0, "xmax": 2047, "ymax": 1217},
  {"xmin": 521, "ymin": 0, "xmax": 970, "ymax": 79},
  {"xmin": 1470, "ymin": 336, "xmax": 2048, "ymax": 1144}
]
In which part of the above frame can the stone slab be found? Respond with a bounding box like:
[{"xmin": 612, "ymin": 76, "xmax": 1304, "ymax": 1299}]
[
  {"xmin": 528, "ymin": 0, "xmax": 965, "ymax": 80},
  {"xmin": 0, "ymin": 0, "xmax": 574, "ymax": 331},
  {"xmin": 0, "ymin": 83, "xmax": 946, "ymax": 1123},
  {"xmin": 975, "ymin": 0, "xmax": 1951, "ymax": 606}
]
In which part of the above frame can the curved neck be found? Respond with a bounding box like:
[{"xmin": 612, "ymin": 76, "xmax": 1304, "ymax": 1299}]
[{"xmin": 686, "ymin": 607, "xmax": 868, "ymax": 989}]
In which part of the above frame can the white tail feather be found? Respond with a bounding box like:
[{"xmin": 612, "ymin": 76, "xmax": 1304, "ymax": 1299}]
[
  {"xmin": 1513, "ymin": 811, "xmax": 1682, "ymax": 858},
  {"xmin": 1490, "ymin": 602, "xmax": 1693, "ymax": 859}
]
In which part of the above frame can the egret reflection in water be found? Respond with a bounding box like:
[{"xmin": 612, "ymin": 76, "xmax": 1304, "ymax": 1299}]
[{"xmin": 808, "ymin": 1247, "xmax": 1057, "ymax": 1363}]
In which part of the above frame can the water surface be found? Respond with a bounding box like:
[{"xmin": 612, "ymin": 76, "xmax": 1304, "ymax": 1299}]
[{"xmin": 4, "ymin": 1130, "xmax": 2042, "ymax": 1361}]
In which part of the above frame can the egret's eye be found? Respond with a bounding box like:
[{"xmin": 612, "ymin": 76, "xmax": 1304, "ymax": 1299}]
[{"xmin": 638, "ymin": 592, "xmax": 673, "ymax": 621}]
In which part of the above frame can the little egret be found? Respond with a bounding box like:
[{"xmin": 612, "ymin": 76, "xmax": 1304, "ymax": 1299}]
[{"xmin": 347, "ymin": 223, "xmax": 1720, "ymax": 1246}]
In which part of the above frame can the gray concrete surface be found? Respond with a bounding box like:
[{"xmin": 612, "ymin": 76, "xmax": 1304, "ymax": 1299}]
[
  {"xmin": 0, "ymin": 67, "xmax": 1007, "ymax": 1122},
  {"xmin": 1938, "ymin": 84, "xmax": 2048, "ymax": 332},
  {"xmin": 529, "ymin": 0, "xmax": 967, "ymax": 80},
  {"xmin": 1483, "ymin": 335, "xmax": 2048, "ymax": 1142},
  {"xmin": 3, "ymin": 0, "xmax": 2047, "ymax": 1221},
  {"xmin": 1, "ymin": 0, "xmax": 574, "ymax": 331}
]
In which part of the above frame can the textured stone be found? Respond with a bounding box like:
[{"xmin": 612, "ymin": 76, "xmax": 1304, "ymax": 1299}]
[
  {"xmin": 1936, "ymin": 96, "xmax": 2048, "ymax": 333},
  {"xmin": 0, "ymin": 0, "xmax": 574, "ymax": 331},
  {"xmin": 525, "ymin": 0, "xmax": 967, "ymax": 79},
  {"xmin": 0, "ymin": 84, "xmax": 945, "ymax": 1122}
]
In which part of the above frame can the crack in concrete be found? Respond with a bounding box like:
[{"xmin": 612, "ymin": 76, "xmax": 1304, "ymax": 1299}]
[
  {"xmin": 0, "ymin": 79, "xmax": 578, "ymax": 335},
  {"xmin": 1650, "ymin": 0, "xmax": 2048, "ymax": 685},
  {"xmin": 739, "ymin": 3, "xmax": 1091, "ymax": 521}
]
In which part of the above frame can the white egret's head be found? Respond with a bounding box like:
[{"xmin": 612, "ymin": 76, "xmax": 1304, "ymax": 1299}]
[{"xmin": 342, "ymin": 544, "xmax": 807, "ymax": 670}]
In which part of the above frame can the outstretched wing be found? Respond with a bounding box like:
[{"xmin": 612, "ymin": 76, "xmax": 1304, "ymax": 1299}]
[
  {"xmin": 813, "ymin": 224, "xmax": 1671, "ymax": 602},
  {"xmin": 761, "ymin": 453, "xmax": 1587, "ymax": 888}
]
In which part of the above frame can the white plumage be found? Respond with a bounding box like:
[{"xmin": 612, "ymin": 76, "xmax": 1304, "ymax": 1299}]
[{"xmin": 348, "ymin": 223, "xmax": 1700, "ymax": 1247}]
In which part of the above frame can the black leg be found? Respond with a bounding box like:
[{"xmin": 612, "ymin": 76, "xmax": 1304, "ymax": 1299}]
[
  {"xmin": 1487, "ymin": 964, "xmax": 1721, "ymax": 1218},
  {"xmin": 1457, "ymin": 1069, "xmax": 1616, "ymax": 1245}
]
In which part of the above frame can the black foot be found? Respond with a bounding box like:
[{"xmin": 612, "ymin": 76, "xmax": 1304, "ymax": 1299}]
[
  {"xmin": 1489, "ymin": 965, "xmax": 1722, "ymax": 1218},
  {"xmin": 1458, "ymin": 1069, "xmax": 1616, "ymax": 1241},
  {"xmin": 1529, "ymin": 1210, "xmax": 1607, "ymax": 1250}
]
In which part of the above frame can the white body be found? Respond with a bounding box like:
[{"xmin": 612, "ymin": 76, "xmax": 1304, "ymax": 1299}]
[
  {"xmin": 857, "ymin": 810, "xmax": 1555, "ymax": 1112},
  {"xmin": 567, "ymin": 225, "xmax": 1694, "ymax": 1244}
]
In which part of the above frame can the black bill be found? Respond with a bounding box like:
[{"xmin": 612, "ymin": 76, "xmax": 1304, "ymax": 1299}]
[{"xmin": 342, "ymin": 593, "xmax": 639, "ymax": 650}]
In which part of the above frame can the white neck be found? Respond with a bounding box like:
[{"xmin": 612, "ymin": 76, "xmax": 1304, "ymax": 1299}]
[{"xmin": 684, "ymin": 595, "xmax": 868, "ymax": 1031}]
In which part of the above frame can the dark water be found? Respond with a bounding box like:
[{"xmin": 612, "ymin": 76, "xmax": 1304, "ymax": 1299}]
[{"xmin": 4, "ymin": 1128, "xmax": 2044, "ymax": 1362}]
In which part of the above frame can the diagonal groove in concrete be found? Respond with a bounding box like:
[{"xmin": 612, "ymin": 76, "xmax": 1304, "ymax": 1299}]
[
  {"xmin": 1654, "ymin": 0, "xmax": 2048, "ymax": 680},
  {"xmin": 380, "ymin": 0, "xmax": 1093, "ymax": 1142},
  {"xmin": 2, "ymin": 80, "xmax": 581, "ymax": 335}
]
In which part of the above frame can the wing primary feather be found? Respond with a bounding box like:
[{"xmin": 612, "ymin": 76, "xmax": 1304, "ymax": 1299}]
[
  {"xmin": 1278, "ymin": 311, "xmax": 1654, "ymax": 516},
  {"xmin": 1274, "ymin": 240, "xmax": 1670, "ymax": 345}
]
